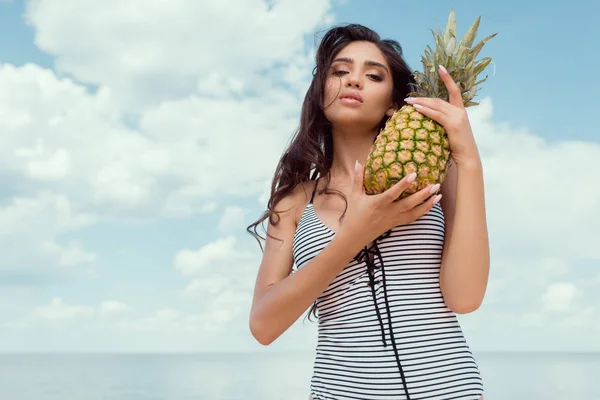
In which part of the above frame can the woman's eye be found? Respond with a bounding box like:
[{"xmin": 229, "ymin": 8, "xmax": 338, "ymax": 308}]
[{"xmin": 332, "ymin": 70, "xmax": 383, "ymax": 82}]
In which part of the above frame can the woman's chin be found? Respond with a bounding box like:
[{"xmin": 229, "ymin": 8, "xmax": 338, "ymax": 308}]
[{"xmin": 327, "ymin": 112, "xmax": 381, "ymax": 131}]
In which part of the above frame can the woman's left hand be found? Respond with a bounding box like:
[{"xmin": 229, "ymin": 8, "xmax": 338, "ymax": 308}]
[{"xmin": 404, "ymin": 65, "xmax": 480, "ymax": 165}]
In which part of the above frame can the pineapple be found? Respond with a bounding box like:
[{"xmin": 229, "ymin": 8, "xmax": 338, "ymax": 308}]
[{"xmin": 363, "ymin": 10, "xmax": 497, "ymax": 198}]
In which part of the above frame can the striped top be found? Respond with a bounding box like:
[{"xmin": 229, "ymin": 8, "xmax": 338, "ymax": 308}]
[{"xmin": 292, "ymin": 180, "xmax": 484, "ymax": 400}]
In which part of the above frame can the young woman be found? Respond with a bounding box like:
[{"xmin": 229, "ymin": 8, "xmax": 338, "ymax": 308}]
[{"xmin": 247, "ymin": 23, "xmax": 490, "ymax": 400}]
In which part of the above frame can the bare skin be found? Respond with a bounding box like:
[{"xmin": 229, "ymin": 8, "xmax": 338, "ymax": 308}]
[{"xmin": 249, "ymin": 40, "xmax": 490, "ymax": 398}]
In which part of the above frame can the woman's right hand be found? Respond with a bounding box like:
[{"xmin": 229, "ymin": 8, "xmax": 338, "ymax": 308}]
[{"xmin": 337, "ymin": 160, "xmax": 442, "ymax": 250}]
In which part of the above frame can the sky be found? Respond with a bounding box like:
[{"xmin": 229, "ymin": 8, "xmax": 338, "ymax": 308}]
[{"xmin": 0, "ymin": 0, "xmax": 598, "ymax": 354}]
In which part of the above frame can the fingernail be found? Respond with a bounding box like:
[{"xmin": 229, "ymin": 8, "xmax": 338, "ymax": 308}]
[
  {"xmin": 439, "ymin": 65, "xmax": 447, "ymax": 74},
  {"xmin": 406, "ymin": 173, "xmax": 417, "ymax": 183},
  {"xmin": 355, "ymin": 160, "xmax": 359, "ymax": 173},
  {"xmin": 433, "ymin": 194, "xmax": 442, "ymax": 204},
  {"xmin": 429, "ymin": 183, "xmax": 440, "ymax": 194},
  {"xmin": 413, "ymin": 104, "xmax": 423, "ymax": 109},
  {"xmin": 404, "ymin": 97, "xmax": 416, "ymax": 102}
]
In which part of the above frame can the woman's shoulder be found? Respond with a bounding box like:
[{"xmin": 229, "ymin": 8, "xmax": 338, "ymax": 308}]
[{"xmin": 274, "ymin": 180, "xmax": 318, "ymax": 226}]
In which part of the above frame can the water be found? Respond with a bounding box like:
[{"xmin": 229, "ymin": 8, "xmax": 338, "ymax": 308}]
[{"xmin": 0, "ymin": 352, "xmax": 598, "ymax": 399}]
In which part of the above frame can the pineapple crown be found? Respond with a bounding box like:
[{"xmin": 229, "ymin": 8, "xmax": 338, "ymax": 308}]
[{"xmin": 408, "ymin": 10, "xmax": 497, "ymax": 107}]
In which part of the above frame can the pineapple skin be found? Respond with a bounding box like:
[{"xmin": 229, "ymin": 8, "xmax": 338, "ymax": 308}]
[{"xmin": 363, "ymin": 104, "xmax": 450, "ymax": 199}]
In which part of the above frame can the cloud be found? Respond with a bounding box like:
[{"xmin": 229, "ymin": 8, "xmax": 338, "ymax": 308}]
[
  {"xmin": 6, "ymin": 298, "xmax": 131, "ymax": 328},
  {"xmin": 114, "ymin": 288, "xmax": 254, "ymax": 334},
  {"xmin": 173, "ymin": 235, "xmax": 259, "ymax": 333},
  {"xmin": 173, "ymin": 236, "xmax": 254, "ymax": 276},
  {"xmin": 100, "ymin": 301, "xmax": 131, "ymax": 317},
  {"xmin": 23, "ymin": 0, "xmax": 334, "ymax": 110},
  {"xmin": 471, "ymin": 99, "xmax": 600, "ymax": 261},
  {"xmin": 542, "ymin": 282, "xmax": 578, "ymax": 312},
  {"xmin": 0, "ymin": 61, "xmax": 300, "ymax": 276},
  {"xmin": 41, "ymin": 239, "xmax": 96, "ymax": 266},
  {"xmin": 35, "ymin": 297, "xmax": 94, "ymax": 321},
  {"xmin": 113, "ymin": 308, "xmax": 184, "ymax": 333},
  {"xmin": 0, "ymin": 192, "xmax": 94, "ymax": 237},
  {"xmin": 218, "ymin": 206, "xmax": 247, "ymax": 236},
  {"xmin": 0, "ymin": 0, "xmax": 338, "ymax": 290},
  {"xmin": 0, "ymin": 0, "xmax": 336, "ymax": 350},
  {"xmin": 0, "ymin": 192, "xmax": 96, "ymax": 273},
  {"xmin": 431, "ymin": 99, "xmax": 600, "ymax": 350}
]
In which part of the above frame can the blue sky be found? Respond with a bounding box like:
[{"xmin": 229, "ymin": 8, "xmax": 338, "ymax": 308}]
[{"xmin": 0, "ymin": 0, "xmax": 598, "ymax": 354}]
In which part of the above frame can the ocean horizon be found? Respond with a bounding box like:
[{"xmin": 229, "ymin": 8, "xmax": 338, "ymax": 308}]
[{"xmin": 0, "ymin": 350, "xmax": 598, "ymax": 399}]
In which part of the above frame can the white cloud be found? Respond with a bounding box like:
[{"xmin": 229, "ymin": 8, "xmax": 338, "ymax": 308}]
[
  {"xmin": 0, "ymin": 192, "xmax": 96, "ymax": 271},
  {"xmin": 100, "ymin": 301, "xmax": 131, "ymax": 317},
  {"xmin": 114, "ymin": 288, "xmax": 254, "ymax": 334},
  {"xmin": 23, "ymin": 0, "xmax": 333, "ymax": 110},
  {"xmin": 173, "ymin": 236, "xmax": 253, "ymax": 276},
  {"xmin": 218, "ymin": 206, "xmax": 247, "ymax": 236},
  {"xmin": 543, "ymin": 282, "xmax": 578, "ymax": 312},
  {"xmin": 471, "ymin": 99, "xmax": 600, "ymax": 261},
  {"xmin": 22, "ymin": 147, "xmax": 71, "ymax": 181},
  {"xmin": 201, "ymin": 288, "xmax": 253, "ymax": 330},
  {"xmin": 183, "ymin": 276, "xmax": 231, "ymax": 297},
  {"xmin": 35, "ymin": 297, "xmax": 94, "ymax": 320},
  {"xmin": 0, "ymin": 0, "xmax": 334, "ymax": 282},
  {"xmin": 113, "ymin": 308, "xmax": 200, "ymax": 333},
  {"xmin": 0, "ymin": 63, "xmax": 298, "ymax": 275},
  {"xmin": 0, "ymin": 0, "xmax": 334, "ymax": 353},
  {"xmin": 0, "ymin": 32, "xmax": 313, "ymax": 218},
  {"xmin": 41, "ymin": 239, "xmax": 96, "ymax": 266},
  {"xmin": 0, "ymin": 192, "xmax": 94, "ymax": 237},
  {"xmin": 7, "ymin": 298, "xmax": 131, "ymax": 328},
  {"xmin": 173, "ymin": 235, "xmax": 259, "ymax": 332}
]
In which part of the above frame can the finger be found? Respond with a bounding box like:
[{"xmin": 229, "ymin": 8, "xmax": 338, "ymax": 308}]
[
  {"xmin": 438, "ymin": 65, "xmax": 463, "ymax": 108},
  {"xmin": 411, "ymin": 103, "xmax": 448, "ymax": 127},
  {"xmin": 380, "ymin": 172, "xmax": 418, "ymax": 203},
  {"xmin": 394, "ymin": 183, "xmax": 441, "ymax": 212},
  {"xmin": 404, "ymin": 192, "xmax": 442, "ymax": 222},
  {"xmin": 405, "ymin": 97, "xmax": 452, "ymax": 115},
  {"xmin": 352, "ymin": 160, "xmax": 365, "ymax": 194}
]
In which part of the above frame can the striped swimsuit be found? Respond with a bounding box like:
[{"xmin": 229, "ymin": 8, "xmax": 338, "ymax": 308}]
[{"xmin": 292, "ymin": 181, "xmax": 484, "ymax": 399}]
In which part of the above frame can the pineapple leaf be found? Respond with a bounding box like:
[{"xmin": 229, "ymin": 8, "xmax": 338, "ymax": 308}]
[
  {"xmin": 469, "ymin": 33, "xmax": 498, "ymax": 59},
  {"xmin": 432, "ymin": 30, "xmax": 447, "ymax": 59},
  {"xmin": 458, "ymin": 16, "xmax": 481, "ymax": 50},
  {"xmin": 473, "ymin": 57, "xmax": 492, "ymax": 76},
  {"xmin": 443, "ymin": 10, "xmax": 457, "ymax": 46},
  {"xmin": 445, "ymin": 37, "xmax": 456, "ymax": 56},
  {"xmin": 473, "ymin": 76, "xmax": 489, "ymax": 87},
  {"xmin": 418, "ymin": 11, "xmax": 497, "ymax": 102}
]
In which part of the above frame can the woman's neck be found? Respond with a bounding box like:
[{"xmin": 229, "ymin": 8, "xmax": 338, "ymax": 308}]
[{"xmin": 329, "ymin": 125, "xmax": 378, "ymax": 181}]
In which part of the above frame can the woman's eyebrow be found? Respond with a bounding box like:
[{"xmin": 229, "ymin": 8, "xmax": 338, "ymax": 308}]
[{"xmin": 332, "ymin": 57, "xmax": 389, "ymax": 74}]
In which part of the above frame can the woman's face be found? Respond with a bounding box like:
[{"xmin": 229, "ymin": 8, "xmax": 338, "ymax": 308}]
[{"xmin": 323, "ymin": 41, "xmax": 397, "ymax": 131}]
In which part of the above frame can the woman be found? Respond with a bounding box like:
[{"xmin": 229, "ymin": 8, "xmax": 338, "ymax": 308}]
[{"xmin": 247, "ymin": 23, "xmax": 490, "ymax": 400}]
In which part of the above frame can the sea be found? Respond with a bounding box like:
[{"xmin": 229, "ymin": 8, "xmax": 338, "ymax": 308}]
[{"xmin": 0, "ymin": 351, "xmax": 598, "ymax": 399}]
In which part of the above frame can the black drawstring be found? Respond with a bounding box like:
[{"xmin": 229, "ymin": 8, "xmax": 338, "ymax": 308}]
[{"xmin": 353, "ymin": 229, "xmax": 412, "ymax": 400}]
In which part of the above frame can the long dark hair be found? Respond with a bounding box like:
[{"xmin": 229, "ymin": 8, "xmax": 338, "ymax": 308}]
[{"xmin": 246, "ymin": 23, "xmax": 416, "ymax": 319}]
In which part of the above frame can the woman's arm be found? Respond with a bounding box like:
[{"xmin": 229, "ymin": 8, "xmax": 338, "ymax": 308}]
[
  {"xmin": 249, "ymin": 183, "xmax": 362, "ymax": 346},
  {"xmin": 249, "ymin": 169, "xmax": 439, "ymax": 345},
  {"xmin": 439, "ymin": 157, "xmax": 490, "ymax": 313}
]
